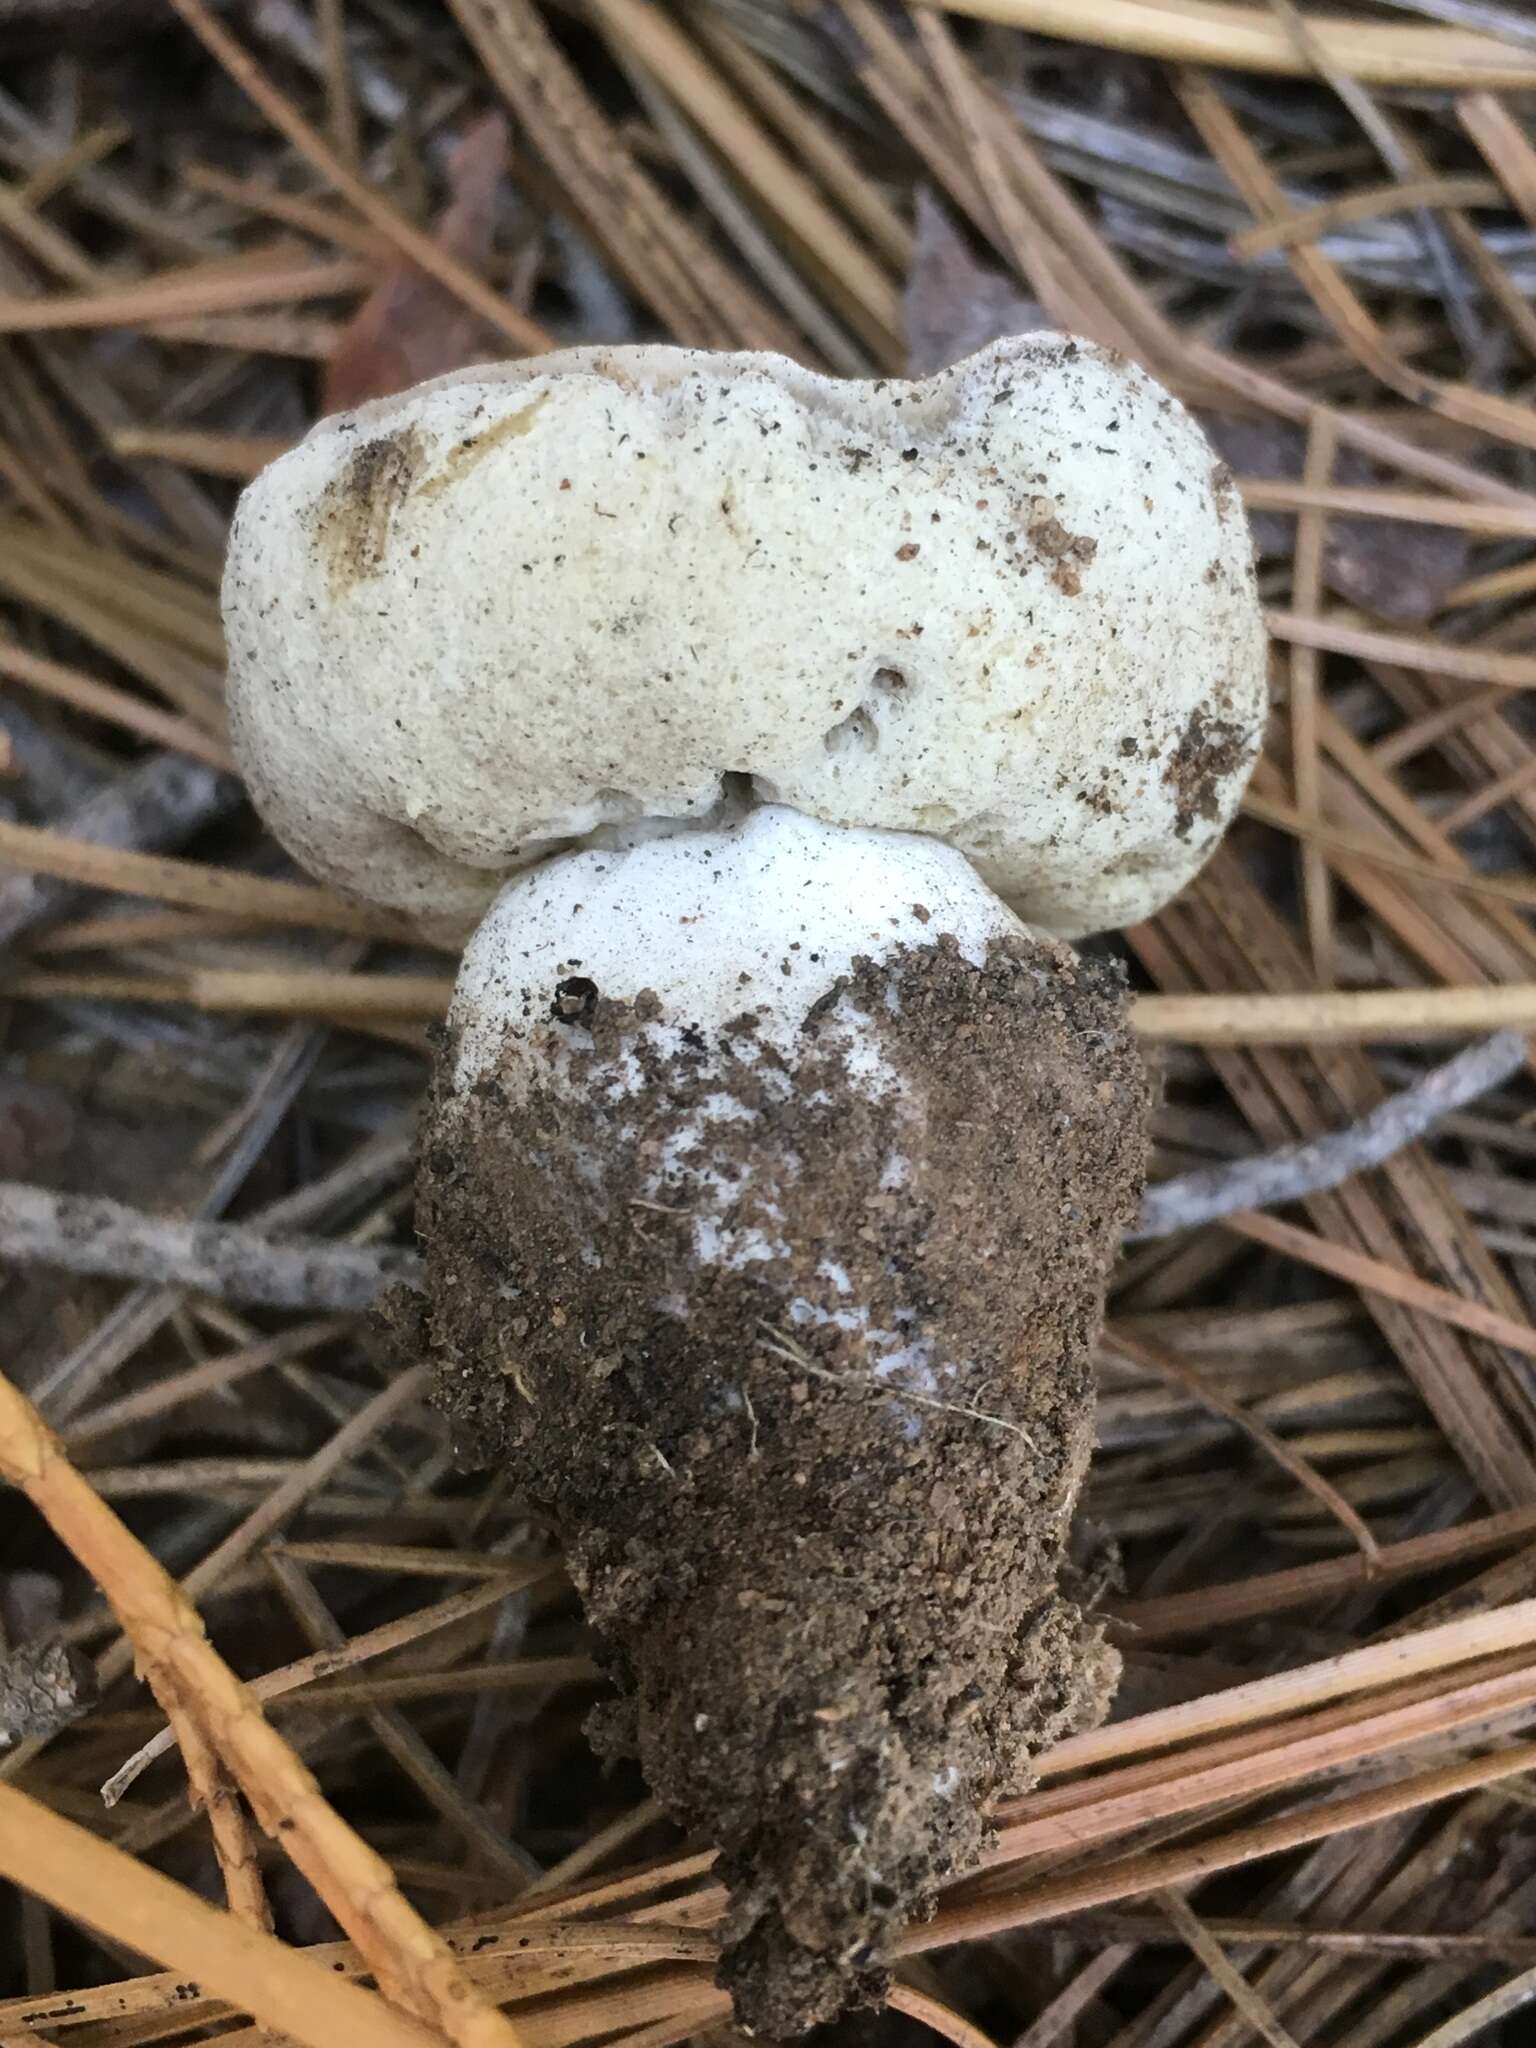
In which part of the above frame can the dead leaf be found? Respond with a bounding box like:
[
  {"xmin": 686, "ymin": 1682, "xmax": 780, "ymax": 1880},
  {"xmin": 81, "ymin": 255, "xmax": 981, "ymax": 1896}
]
[
  {"xmin": 323, "ymin": 112, "xmax": 512, "ymax": 414},
  {"xmin": 1322, "ymin": 513, "xmax": 1471, "ymax": 628},
  {"xmin": 904, "ymin": 186, "xmax": 1046, "ymax": 378},
  {"xmin": 1203, "ymin": 413, "xmax": 1472, "ymax": 625}
]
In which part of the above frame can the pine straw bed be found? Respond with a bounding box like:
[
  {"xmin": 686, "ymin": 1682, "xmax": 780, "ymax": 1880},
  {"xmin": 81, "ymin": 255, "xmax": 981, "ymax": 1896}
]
[{"xmin": 4, "ymin": 3, "xmax": 1536, "ymax": 2045}]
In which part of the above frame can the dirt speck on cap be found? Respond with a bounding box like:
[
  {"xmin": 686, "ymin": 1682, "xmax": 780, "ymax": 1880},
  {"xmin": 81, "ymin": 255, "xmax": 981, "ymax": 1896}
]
[
  {"xmin": 1025, "ymin": 502, "xmax": 1098, "ymax": 596},
  {"xmin": 407, "ymin": 931, "xmax": 1149, "ymax": 2036},
  {"xmin": 1162, "ymin": 705, "xmax": 1253, "ymax": 840},
  {"xmin": 1209, "ymin": 459, "xmax": 1238, "ymax": 520}
]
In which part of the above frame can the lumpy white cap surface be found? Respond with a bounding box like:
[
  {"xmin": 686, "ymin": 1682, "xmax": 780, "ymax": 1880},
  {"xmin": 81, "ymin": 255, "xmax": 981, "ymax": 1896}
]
[
  {"xmin": 225, "ymin": 336, "xmax": 1266, "ymax": 943},
  {"xmin": 449, "ymin": 804, "xmax": 1024, "ymax": 1095}
]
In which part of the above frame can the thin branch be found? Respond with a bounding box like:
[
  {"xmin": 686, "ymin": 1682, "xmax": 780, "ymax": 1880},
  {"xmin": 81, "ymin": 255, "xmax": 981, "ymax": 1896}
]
[
  {"xmin": 0, "ymin": 1182, "xmax": 421, "ymax": 1310},
  {"xmin": 1231, "ymin": 1208, "xmax": 1536, "ymax": 1365},
  {"xmin": 13, "ymin": 967, "xmax": 1536, "ymax": 1045},
  {"xmin": 62, "ymin": 1319, "xmax": 354, "ymax": 1449},
  {"xmin": 1118, "ymin": 1501, "xmax": 1536, "ymax": 1637},
  {"xmin": 1289, "ymin": 411, "xmax": 1336, "ymax": 981},
  {"xmin": 1068, "ymin": 1914, "xmax": 1536, "ymax": 1962},
  {"xmin": 923, "ymin": 0, "xmax": 1536, "ymax": 84},
  {"xmin": 0, "ymin": 637, "xmax": 233, "ymax": 769},
  {"xmin": 161, "ymin": 1693, "xmax": 271, "ymax": 1929},
  {"xmin": 886, "ymin": 1984, "xmax": 1006, "ymax": 2048},
  {"xmin": 1264, "ymin": 609, "xmax": 1536, "ymax": 686},
  {"xmin": 1008, "ymin": 1948, "xmax": 1134, "ymax": 2048},
  {"xmin": 1133, "ymin": 986, "xmax": 1536, "ymax": 1045},
  {"xmin": 1134, "ymin": 1031, "xmax": 1527, "ymax": 1237},
  {"xmin": 0, "ymin": 812, "xmax": 415, "ymax": 940},
  {"xmin": 103, "ymin": 1565, "xmax": 553, "ymax": 1804}
]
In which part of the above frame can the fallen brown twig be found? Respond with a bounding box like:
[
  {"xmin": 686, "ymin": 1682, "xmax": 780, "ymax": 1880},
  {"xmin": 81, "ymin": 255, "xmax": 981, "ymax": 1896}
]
[{"xmin": 0, "ymin": 1364, "xmax": 525, "ymax": 2048}]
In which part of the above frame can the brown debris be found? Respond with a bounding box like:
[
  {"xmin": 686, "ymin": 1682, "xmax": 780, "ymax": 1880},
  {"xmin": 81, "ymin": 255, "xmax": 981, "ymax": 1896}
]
[
  {"xmin": 1025, "ymin": 500, "xmax": 1098, "ymax": 595},
  {"xmin": 1162, "ymin": 707, "xmax": 1255, "ymax": 840}
]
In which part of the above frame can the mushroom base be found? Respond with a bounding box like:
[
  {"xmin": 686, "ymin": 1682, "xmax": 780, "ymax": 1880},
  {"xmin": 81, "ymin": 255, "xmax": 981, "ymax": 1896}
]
[{"xmin": 409, "ymin": 931, "xmax": 1149, "ymax": 2036}]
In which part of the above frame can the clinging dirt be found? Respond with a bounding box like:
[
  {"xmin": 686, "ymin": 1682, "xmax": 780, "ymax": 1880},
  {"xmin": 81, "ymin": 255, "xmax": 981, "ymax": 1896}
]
[
  {"xmin": 1162, "ymin": 706, "xmax": 1254, "ymax": 840},
  {"xmin": 410, "ymin": 929, "xmax": 1149, "ymax": 2036}
]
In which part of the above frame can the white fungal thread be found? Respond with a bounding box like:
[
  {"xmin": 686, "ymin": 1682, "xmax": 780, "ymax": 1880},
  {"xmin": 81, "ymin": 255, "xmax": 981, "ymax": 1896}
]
[
  {"xmin": 758, "ymin": 1325, "xmax": 1033, "ymax": 1445},
  {"xmin": 788, "ymin": 1295, "xmax": 947, "ymax": 1396}
]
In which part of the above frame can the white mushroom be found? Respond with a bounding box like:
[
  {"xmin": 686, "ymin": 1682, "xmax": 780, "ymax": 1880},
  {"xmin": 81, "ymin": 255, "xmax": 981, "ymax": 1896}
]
[
  {"xmin": 225, "ymin": 336, "xmax": 1264, "ymax": 943},
  {"xmin": 224, "ymin": 337, "xmax": 1266, "ymax": 2037}
]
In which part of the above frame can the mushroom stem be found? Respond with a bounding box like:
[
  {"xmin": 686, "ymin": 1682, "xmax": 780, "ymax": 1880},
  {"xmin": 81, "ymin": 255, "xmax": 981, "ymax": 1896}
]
[{"xmin": 407, "ymin": 806, "xmax": 1149, "ymax": 2034}]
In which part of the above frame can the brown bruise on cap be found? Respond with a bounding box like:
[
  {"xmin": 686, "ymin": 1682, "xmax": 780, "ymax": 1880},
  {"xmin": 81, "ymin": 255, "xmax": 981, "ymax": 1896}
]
[{"xmin": 314, "ymin": 424, "xmax": 427, "ymax": 599}]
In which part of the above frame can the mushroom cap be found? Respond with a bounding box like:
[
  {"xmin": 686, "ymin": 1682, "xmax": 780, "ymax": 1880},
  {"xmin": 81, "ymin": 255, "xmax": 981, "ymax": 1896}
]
[{"xmin": 225, "ymin": 336, "xmax": 1265, "ymax": 940}]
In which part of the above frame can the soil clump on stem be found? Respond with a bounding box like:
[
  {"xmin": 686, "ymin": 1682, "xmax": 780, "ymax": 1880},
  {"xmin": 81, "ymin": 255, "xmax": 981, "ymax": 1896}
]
[{"xmin": 410, "ymin": 929, "xmax": 1150, "ymax": 2035}]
